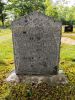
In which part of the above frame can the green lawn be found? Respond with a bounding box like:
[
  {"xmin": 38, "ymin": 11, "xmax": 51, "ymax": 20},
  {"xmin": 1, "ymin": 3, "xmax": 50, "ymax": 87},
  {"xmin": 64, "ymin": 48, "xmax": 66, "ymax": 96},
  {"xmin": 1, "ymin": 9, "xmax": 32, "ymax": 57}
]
[
  {"xmin": 0, "ymin": 28, "xmax": 11, "ymax": 36},
  {"xmin": 60, "ymin": 44, "xmax": 75, "ymax": 85},
  {"xmin": 63, "ymin": 35, "xmax": 75, "ymax": 40},
  {"xmin": 0, "ymin": 28, "xmax": 75, "ymax": 99},
  {"xmin": 0, "ymin": 29, "xmax": 14, "ymax": 99}
]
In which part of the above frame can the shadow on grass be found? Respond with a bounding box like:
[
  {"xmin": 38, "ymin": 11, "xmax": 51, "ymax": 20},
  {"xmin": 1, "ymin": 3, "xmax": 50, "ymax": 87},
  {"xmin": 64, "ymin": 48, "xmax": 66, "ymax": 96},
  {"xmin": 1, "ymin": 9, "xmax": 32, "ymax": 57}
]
[
  {"xmin": 4, "ymin": 83, "xmax": 75, "ymax": 100},
  {"xmin": 0, "ymin": 60, "xmax": 9, "ymax": 66},
  {"xmin": 71, "ymin": 58, "xmax": 75, "ymax": 62}
]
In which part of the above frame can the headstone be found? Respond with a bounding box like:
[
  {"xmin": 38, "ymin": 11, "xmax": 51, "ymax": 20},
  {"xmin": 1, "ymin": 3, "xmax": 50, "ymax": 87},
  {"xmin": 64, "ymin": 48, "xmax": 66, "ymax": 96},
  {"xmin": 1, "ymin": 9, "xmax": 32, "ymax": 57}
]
[
  {"xmin": 64, "ymin": 25, "xmax": 73, "ymax": 32},
  {"xmin": 11, "ymin": 11, "xmax": 62, "ymax": 75}
]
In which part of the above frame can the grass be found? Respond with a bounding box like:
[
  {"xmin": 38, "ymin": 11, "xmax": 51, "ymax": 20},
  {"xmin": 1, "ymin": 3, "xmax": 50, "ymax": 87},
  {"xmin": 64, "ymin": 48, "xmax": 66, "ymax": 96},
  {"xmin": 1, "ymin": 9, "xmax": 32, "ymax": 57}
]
[
  {"xmin": 0, "ymin": 28, "xmax": 75, "ymax": 99},
  {"xmin": 0, "ymin": 39, "xmax": 13, "ymax": 64},
  {"xmin": 0, "ymin": 28, "xmax": 11, "ymax": 36},
  {"xmin": 0, "ymin": 28, "xmax": 14, "ymax": 99},
  {"xmin": 62, "ymin": 26, "xmax": 75, "ymax": 40},
  {"xmin": 60, "ymin": 44, "xmax": 75, "ymax": 85},
  {"xmin": 63, "ymin": 35, "xmax": 75, "ymax": 40},
  {"xmin": 60, "ymin": 44, "xmax": 75, "ymax": 61}
]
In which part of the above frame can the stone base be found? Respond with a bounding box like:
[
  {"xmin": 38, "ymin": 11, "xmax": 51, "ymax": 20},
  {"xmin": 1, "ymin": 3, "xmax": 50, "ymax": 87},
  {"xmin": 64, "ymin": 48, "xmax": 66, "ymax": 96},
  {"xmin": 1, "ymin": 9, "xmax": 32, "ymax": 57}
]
[{"xmin": 6, "ymin": 70, "xmax": 68, "ymax": 85}]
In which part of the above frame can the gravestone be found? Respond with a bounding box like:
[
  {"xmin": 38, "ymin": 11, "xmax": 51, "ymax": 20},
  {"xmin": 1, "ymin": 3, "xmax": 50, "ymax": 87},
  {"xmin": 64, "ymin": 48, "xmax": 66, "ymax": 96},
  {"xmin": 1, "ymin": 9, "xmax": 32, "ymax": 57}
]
[
  {"xmin": 64, "ymin": 25, "xmax": 73, "ymax": 32},
  {"xmin": 11, "ymin": 11, "xmax": 62, "ymax": 76}
]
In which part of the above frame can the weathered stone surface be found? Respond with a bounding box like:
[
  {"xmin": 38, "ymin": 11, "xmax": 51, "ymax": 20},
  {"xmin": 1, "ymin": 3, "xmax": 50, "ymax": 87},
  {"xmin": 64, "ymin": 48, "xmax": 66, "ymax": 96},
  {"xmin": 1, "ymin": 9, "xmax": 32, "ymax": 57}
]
[
  {"xmin": 11, "ymin": 11, "xmax": 62, "ymax": 75},
  {"xmin": 6, "ymin": 70, "xmax": 68, "ymax": 84}
]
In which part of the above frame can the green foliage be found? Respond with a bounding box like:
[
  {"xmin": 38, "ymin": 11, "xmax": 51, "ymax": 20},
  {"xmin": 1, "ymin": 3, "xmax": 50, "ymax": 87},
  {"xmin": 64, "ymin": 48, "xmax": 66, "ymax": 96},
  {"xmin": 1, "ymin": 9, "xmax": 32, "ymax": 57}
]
[
  {"xmin": 0, "ymin": 1, "xmax": 7, "ymax": 27},
  {"xmin": 0, "ymin": 0, "xmax": 74, "ymax": 25},
  {"xmin": 44, "ymin": 0, "xmax": 75, "ymax": 23},
  {"xmin": 56, "ymin": 1, "xmax": 75, "ymax": 24},
  {"xmin": 45, "ymin": 0, "xmax": 58, "ymax": 18},
  {"xmin": 7, "ymin": 0, "xmax": 45, "ymax": 18}
]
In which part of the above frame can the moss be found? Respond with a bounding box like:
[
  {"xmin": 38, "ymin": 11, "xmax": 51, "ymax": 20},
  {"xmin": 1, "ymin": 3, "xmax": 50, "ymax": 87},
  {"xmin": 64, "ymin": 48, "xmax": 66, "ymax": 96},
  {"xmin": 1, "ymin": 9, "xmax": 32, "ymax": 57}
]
[{"xmin": 4, "ymin": 83, "xmax": 75, "ymax": 100}]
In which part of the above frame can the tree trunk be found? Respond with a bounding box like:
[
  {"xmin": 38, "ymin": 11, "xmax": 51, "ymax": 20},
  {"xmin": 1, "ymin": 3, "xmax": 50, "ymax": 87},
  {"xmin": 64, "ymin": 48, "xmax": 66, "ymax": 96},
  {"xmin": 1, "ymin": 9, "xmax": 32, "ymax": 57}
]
[{"xmin": 1, "ymin": 14, "xmax": 5, "ymax": 27}]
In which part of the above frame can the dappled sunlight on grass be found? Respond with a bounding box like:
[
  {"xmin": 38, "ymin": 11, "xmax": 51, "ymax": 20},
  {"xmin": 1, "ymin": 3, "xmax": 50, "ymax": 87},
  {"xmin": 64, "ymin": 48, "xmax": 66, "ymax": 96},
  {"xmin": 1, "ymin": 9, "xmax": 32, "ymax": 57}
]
[
  {"xmin": 0, "ymin": 28, "xmax": 14, "ymax": 99},
  {"xmin": 63, "ymin": 35, "xmax": 75, "ymax": 40},
  {"xmin": 0, "ymin": 28, "xmax": 12, "ymax": 36},
  {"xmin": 60, "ymin": 44, "xmax": 75, "ymax": 61},
  {"xmin": 0, "ymin": 36, "xmax": 13, "ymax": 65},
  {"xmin": 60, "ymin": 44, "xmax": 75, "ymax": 86}
]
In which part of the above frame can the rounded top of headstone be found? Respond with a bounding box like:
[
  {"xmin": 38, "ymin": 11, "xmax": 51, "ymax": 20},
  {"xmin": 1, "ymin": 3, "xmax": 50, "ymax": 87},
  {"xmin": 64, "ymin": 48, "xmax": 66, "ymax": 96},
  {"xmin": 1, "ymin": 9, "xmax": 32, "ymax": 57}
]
[{"xmin": 11, "ymin": 11, "xmax": 61, "ymax": 28}]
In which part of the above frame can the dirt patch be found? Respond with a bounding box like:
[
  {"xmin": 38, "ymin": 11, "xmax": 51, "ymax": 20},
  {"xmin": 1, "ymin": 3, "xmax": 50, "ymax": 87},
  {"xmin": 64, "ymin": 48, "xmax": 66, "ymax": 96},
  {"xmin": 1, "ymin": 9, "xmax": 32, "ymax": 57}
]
[
  {"xmin": 63, "ymin": 33, "xmax": 75, "ymax": 37},
  {"xmin": 61, "ymin": 37, "xmax": 75, "ymax": 45}
]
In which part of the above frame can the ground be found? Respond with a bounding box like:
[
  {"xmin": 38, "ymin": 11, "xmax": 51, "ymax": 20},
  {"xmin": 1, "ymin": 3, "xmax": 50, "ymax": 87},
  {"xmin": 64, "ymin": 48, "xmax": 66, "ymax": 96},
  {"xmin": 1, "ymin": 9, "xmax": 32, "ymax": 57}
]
[
  {"xmin": 61, "ymin": 36, "xmax": 75, "ymax": 45},
  {"xmin": 0, "ymin": 27, "xmax": 75, "ymax": 99}
]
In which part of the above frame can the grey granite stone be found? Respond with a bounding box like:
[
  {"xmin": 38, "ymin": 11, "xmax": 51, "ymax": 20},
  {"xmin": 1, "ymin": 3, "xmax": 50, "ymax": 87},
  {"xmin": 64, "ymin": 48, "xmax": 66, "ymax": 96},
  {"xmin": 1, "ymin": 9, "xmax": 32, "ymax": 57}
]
[
  {"xmin": 6, "ymin": 70, "xmax": 68, "ymax": 84},
  {"xmin": 11, "ymin": 11, "xmax": 62, "ymax": 75}
]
